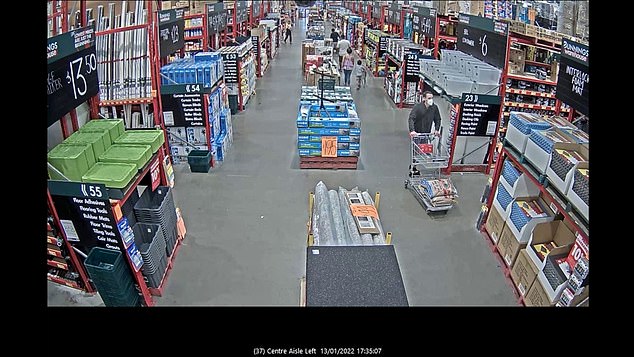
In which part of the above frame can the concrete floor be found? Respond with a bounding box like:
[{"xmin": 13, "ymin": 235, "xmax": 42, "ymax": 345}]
[{"xmin": 47, "ymin": 18, "xmax": 517, "ymax": 306}]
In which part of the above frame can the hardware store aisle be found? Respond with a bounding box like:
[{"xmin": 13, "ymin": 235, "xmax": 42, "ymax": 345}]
[{"xmin": 47, "ymin": 18, "xmax": 517, "ymax": 306}]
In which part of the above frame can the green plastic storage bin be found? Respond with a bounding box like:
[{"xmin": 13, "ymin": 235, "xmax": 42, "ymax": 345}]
[
  {"xmin": 187, "ymin": 150, "xmax": 212, "ymax": 173},
  {"xmin": 80, "ymin": 119, "xmax": 125, "ymax": 143},
  {"xmin": 81, "ymin": 162, "xmax": 138, "ymax": 188},
  {"xmin": 48, "ymin": 143, "xmax": 96, "ymax": 182},
  {"xmin": 65, "ymin": 131, "xmax": 111, "ymax": 159},
  {"xmin": 99, "ymin": 144, "xmax": 152, "ymax": 170},
  {"xmin": 114, "ymin": 129, "xmax": 165, "ymax": 153}
]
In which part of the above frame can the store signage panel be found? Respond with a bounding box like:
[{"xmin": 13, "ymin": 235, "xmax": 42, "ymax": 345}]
[
  {"xmin": 47, "ymin": 25, "xmax": 99, "ymax": 127},
  {"xmin": 372, "ymin": 2, "xmax": 380, "ymax": 19},
  {"xmin": 221, "ymin": 52, "xmax": 239, "ymax": 84},
  {"xmin": 405, "ymin": 50, "xmax": 421, "ymax": 82},
  {"xmin": 412, "ymin": 13, "xmax": 421, "ymax": 33},
  {"xmin": 49, "ymin": 181, "xmax": 126, "ymax": 253},
  {"xmin": 378, "ymin": 36, "xmax": 388, "ymax": 56},
  {"xmin": 456, "ymin": 18, "xmax": 507, "ymax": 69},
  {"xmin": 207, "ymin": 3, "xmax": 228, "ymax": 34},
  {"xmin": 556, "ymin": 38, "xmax": 589, "ymax": 116},
  {"xmin": 416, "ymin": 7, "xmax": 437, "ymax": 38},
  {"xmin": 158, "ymin": 9, "xmax": 186, "ymax": 56},
  {"xmin": 161, "ymin": 92, "xmax": 205, "ymax": 128},
  {"xmin": 458, "ymin": 93, "xmax": 502, "ymax": 137}
]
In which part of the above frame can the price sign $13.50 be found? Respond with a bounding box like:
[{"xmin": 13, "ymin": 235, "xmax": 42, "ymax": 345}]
[
  {"xmin": 47, "ymin": 44, "xmax": 99, "ymax": 125},
  {"xmin": 67, "ymin": 52, "xmax": 97, "ymax": 100}
]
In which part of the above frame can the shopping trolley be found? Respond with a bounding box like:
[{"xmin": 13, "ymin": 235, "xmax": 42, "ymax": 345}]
[{"xmin": 404, "ymin": 131, "xmax": 457, "ymax": 214}]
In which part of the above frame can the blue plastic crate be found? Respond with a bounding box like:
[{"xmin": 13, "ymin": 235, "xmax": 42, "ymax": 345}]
[
  {"xmin": 502, "ymin": 160, "xmax": 521, "ymax": 187},
  {"xmin": 495, "ymin": 183, "xmax": 513, "ymax": 211},
  {"xmin": 509, "ymin": 112, "xmax": 551, "ymax": 135}
]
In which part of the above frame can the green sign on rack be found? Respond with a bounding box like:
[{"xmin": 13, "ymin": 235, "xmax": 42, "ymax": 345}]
[{"xmin": 48, "ymin": 180, "xmax": 110, "ymax": 200}]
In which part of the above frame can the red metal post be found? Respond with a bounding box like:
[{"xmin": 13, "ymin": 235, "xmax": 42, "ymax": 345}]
[
  {"xmin": 434, "ymin": 17, "xmax": 440, "ymax": 59},
  {"xmin": 47, "ymin": 190, "xmax": 95, "ymax": 293},
  {"xmin": 400, "ymin": 8, "xmax": 405, "ymax": 39},
  {"xmin": 488, "ymin": 33, "xmax": 514, "ymax": 173},
  {"xmin": 485, "ymin": 148, "xmax": 506, "ymax": 209},
  {"xmin": 80, "ymin": 0, "xmax": 87, "ymax": 27},
  {"xmin": 70, "ymin": 109, "xmax": 79, "ymax": 132},
  {"xmin": 568, "ymin": 108, "xmax": 575, "ymax": 122},
  {"xmin": 60, "ymin": 114, "xmax": 70, "ymax": 138},
  {"xmin": 445, "ymin": 103, "xmax": 461, "ymax": 175},
  {"xmin": 233, "ymin": 0, "xmax": 238, "ymax": 39},
  {"xmin": 380, "ymin": 5, "xmax": 385, "ymax": 31}
]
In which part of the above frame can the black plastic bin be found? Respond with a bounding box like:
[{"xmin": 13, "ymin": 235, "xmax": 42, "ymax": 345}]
[
  {"xmin": 229, "ymin": 95, "xmax": 239, "ymax": 115},
  {"xmin": 84, "ymin": 247, "xmax": 139, "ymax": 306},
  {"xmin": 187, "ymin": 150, "xmax": 212, "ymax": 173}
]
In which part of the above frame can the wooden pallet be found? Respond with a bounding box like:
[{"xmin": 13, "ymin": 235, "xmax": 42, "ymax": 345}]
[
  {"xmin": 299, "ymin": 276, "xmax": 306, "ymax": 307},
  {"xmin": 299, "ymin": 156, "xmax": 358, "ymax": 169}
]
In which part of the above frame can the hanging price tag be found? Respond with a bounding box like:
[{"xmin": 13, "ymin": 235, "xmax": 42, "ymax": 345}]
[
  {"xmin": 350, "ymin": 204, "xmax": 379, "ymax": 219},
  {"xmin": 151, "ymin": 159, "xmax": 161, "ymax": 190},
  {"xmin": 321, "ymin": 136, "xmax": 338, "ymax": 157}
]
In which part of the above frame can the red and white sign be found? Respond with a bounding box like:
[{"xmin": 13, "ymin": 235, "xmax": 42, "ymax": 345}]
[
  {"xmin": 565, "ymin": 233, "xmax": 589, "ymax": 270},
  {"xmin": 150, "ymin": 159, "xmax": 161, "ymax": 191}
]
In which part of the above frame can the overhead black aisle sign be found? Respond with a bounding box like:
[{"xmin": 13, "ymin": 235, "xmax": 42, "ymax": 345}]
[
  {"xmin": 158, "ymin": 8, "xmax": 186, "ymax": 56},
  {"xmin": 456, "ymin": 13, "xmax": 508, "ymax": 70},
  {"xmin": 556, "ymin": 38, "xmax": 589, "ymax": 116},
  {"xmin": 253, "ymin": 1, "xmax": 260, "ymax": 18},
  {"xmin": 237, "ymin": 0, "xmax": 249, "ymax": 23},
  {"xmin": 388, "ymin": 2, "xmax": 401, "ymax": 25},
  {"xmin": 372, "ymin": 1, "xmax": 380, "ymax": 19},
  {"xmin": 207, "ymin": 2, "xmax": 228, "ymax": 34},
  {"xmin": 48, "ymin": 181, "xmax": 144, "ymax": 271},
  {"xmin": 47, "ymin": 25, "xmax": 99, "ymax": 127},
  {"xmin": 458, "ymin": 94, "xmax": 502, "ymax": 136},
  {"xmin": 413, "ymin": 6, "xmax": 436, "ymax": 40}
]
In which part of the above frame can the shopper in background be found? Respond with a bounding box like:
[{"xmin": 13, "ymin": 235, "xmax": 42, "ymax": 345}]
[
  {"xmin": 337, "ymin": 37, "xmax": 351, "ymax": 68},
  {"xmin": 284, "ymin": 22, "xmax": 292, "ymax": 44},
  {"xmin": 330, "ymin": 28, "xmax": 340, "ymax": 54},
  {"xmin": 355, "ymin": 59, "xmax": 366, "ymax": 90},
  {"xmin": 341, "ymin": 48, "xmax": 355, "ymax": 86}
]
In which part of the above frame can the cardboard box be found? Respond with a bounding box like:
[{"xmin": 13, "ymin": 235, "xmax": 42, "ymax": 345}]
[
  {"xmin": 526, "ymin": 220, "xmax": 576, "ymax": 270},
  {"xmin": 485, "ymin": 204, "xmax": 506, "ymax": 244},
  {"xmin": 524, "ymin": 129, "xmax": 581, "ymax": 175},
  {"xmin": 345, "ymin": 191, "xmax": 380, "ymax": 234},
  {"xmin": 566, "ymin": 167, "xmax": 589, "ymax": 221},
  {"xmin": 511, "ymin": 249, "xmax": 540, "ymax": 296},
  {"xmin": 524, "ymin": 278, "xmax": 555, "ymax": 306},
  {"xmin": 546, "ymin": 148, "xmax": 588, "ymax": 196},
  {"xmin": 499, "ymin": 160, "xmax": 540, "ymax": 198},
  {"xmin": 537, "ymin": 266, "xmax": 568, "ymax": 303},
  {"xmin": 505, "ymin": 196, "xmax": 555, "ymax": 244},
  {"xmin": 509, "ymin": 48, "xmax": 526, "ymax": 65},
  {"xmin": 497, "ymin": 223, "xmax": 526, "ymax": 268},
  {"xmin": 492, "ymin": 183, "xmax": 513, "ymax": 224}
]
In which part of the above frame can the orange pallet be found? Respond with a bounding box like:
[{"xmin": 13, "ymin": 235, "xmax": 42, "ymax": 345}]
[{"xmin": 299, "ymin": 156, "xmax": 358, "ymax": 169}]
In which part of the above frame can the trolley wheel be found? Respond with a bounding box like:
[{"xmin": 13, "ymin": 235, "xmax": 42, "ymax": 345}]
[{"xmin": 404, "ymin": 180, "xmax": 408, "ymax": 189}]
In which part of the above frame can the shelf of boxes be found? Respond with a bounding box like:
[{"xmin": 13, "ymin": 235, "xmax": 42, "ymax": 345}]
[{"xmin": 477, "ymin": 109, "xmax": 589, "ymax": 306}]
